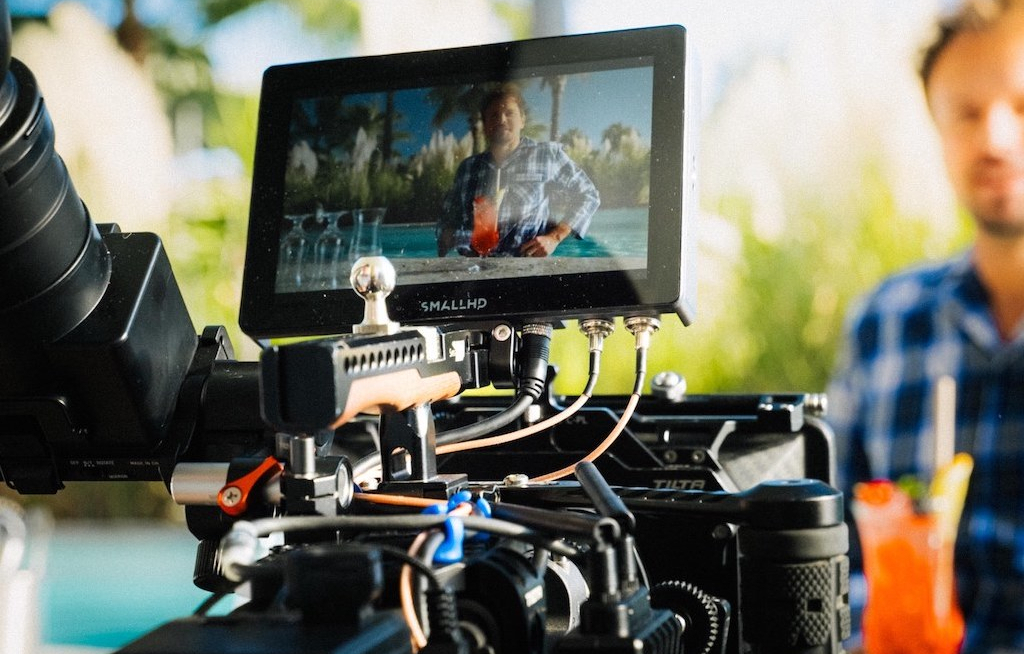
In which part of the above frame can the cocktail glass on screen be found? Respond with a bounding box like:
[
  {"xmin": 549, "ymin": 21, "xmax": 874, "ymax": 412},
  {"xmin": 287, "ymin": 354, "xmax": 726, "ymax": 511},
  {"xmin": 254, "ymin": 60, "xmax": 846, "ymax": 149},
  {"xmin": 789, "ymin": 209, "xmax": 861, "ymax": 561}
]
[{"xmin": 470, "ymin": 196, "xmax": 499, "ymax": 257}]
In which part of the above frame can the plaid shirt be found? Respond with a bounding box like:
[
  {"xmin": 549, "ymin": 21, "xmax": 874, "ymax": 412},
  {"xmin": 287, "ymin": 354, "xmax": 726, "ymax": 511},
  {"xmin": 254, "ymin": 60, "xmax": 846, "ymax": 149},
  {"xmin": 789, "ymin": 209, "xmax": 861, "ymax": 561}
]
[
  {"xmin": 828, "ymin": 251, "xmax": 1024, "ymax": 653},
  {"xmin": 439, "ymin": 137, "xmax": 599, "ymax": 256}
]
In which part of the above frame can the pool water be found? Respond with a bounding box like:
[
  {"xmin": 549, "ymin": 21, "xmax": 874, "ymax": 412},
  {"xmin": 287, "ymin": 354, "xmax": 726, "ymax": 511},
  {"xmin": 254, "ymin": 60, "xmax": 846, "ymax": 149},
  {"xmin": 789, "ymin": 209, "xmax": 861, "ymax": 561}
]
[
  {"xmin": 39, "ymin": 522, "xmax": 210, "ymax": 651},
  {"xmin": 378, "ymin": 207, "xmax": 648, "ymax": 259},
  {"xmin": 276, "ymin": 207, "xmax": 648, "ymax": 293}
]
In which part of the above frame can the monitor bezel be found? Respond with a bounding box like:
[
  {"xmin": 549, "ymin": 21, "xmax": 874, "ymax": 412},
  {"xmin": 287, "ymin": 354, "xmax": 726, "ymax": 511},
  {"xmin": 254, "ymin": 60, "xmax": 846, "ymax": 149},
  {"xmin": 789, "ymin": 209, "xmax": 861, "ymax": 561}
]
[{"xmin": 240, "ymin": 25, "xmax": 694, "ymax": 339}]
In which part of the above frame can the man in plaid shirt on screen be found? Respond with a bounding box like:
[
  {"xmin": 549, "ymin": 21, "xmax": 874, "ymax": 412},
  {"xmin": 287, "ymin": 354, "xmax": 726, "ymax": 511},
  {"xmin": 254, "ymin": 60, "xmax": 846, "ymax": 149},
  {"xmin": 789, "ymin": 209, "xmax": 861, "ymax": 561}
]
[
  {"xmin": 829, "ymin": 1, "xmax": 1024, "ymax": 651},
  {"xmin": 437, "ymin": 83, "xmax": 599, "ymax": 258}
]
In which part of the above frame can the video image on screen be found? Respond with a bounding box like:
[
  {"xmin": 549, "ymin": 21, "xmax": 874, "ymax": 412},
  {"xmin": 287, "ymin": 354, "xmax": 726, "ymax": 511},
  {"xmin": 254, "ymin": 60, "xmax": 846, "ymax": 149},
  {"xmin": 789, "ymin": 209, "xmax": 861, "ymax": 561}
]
[{"xmin": 275, "ymin": 61, "xmax": 653, "ymax": 294}]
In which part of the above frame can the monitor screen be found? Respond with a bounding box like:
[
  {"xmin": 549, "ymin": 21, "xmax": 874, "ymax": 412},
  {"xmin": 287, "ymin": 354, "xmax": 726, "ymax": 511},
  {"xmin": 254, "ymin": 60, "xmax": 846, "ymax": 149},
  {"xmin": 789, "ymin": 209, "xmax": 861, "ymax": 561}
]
[{"xmin": 241, "ymin": 25, "xmax": 697, "ymax": 338}]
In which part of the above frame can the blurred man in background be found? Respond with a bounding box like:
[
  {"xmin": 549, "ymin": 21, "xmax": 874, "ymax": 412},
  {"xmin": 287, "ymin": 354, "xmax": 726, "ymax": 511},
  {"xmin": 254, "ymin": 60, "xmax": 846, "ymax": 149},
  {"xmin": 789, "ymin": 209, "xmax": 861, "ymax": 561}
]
[{"xmin": 829, "ymin": 0, "xmax": 1024, "ymax": 650}]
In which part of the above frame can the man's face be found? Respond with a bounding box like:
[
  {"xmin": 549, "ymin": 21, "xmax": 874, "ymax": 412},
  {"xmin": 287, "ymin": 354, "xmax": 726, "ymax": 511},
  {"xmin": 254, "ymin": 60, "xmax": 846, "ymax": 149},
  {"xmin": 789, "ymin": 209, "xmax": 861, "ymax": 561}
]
[
  {"xmin": 482, "ymin": 95, "xmax": 524, "ymax": 149},
  {"xmin": 929, "ymin": 11, "xmax": 1024, "ymax": 239}
]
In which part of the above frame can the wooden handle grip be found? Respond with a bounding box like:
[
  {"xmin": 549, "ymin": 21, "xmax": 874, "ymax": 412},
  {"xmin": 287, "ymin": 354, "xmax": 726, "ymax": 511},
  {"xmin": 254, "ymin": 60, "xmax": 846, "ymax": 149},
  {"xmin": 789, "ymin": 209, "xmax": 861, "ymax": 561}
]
[{"xmin": 331, "ymin": 368, "xmax": 463, "ymax": 428}]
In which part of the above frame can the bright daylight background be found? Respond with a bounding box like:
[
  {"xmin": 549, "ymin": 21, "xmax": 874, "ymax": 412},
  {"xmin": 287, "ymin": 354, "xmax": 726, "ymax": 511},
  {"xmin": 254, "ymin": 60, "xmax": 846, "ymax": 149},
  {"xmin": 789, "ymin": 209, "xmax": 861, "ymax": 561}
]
[{"xmin": 0, "ymin": 0, "xmax": 971, "ymax": 651}]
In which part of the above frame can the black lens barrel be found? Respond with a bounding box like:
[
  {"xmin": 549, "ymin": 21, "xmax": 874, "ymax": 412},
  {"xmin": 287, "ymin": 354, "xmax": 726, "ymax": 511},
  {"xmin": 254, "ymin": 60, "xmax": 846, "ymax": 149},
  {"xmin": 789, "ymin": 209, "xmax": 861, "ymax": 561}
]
[
  {"xmin": 1, "ymin": 0, "xmax": 9, "ymax": 80},
  {"xmin": 0, "ymin": 58, "xmax": 110, "ymax": 341}
]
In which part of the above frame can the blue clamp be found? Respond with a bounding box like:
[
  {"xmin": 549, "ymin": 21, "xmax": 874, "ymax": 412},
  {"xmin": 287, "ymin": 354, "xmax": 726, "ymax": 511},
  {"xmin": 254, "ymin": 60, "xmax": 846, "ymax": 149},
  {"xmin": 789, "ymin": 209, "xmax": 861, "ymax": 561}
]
[
  {"xmin": 464, "ymin": 494, "xmax": 492, "ymax": 543},
  {"xmin": 422, "ymin": 500, "xmax": 464, "ymax": 564},
  {"xmin": 421, "ymin": 492, "xmax": 493, "ymax": 563}
]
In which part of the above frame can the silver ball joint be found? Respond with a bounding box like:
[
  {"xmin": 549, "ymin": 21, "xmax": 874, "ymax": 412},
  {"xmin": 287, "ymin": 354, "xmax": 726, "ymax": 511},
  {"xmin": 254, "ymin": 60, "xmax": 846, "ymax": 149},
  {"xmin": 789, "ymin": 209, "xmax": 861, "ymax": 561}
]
[{"xmin": 350, "ymin": 256, "xmax": 399, "ymax": 335}]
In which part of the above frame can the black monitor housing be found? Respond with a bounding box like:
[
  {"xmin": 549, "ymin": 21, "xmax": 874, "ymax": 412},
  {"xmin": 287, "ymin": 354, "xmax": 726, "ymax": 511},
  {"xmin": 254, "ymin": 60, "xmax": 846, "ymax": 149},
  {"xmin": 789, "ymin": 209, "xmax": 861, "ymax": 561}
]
[{"xmin": 240, "ymin": 25, "xmax": 698, "ymax": 339}]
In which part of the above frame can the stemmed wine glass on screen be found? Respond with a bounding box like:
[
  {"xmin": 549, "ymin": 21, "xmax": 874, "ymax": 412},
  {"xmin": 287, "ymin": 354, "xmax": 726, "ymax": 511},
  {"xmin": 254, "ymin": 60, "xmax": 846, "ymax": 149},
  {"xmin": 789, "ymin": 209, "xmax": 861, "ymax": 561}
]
[
  {"xmin": 279, "ymin": 213, "xmax": 310, "ymax": 290},
  {"xmin": 315, "ymin": 210, "xmax": 351, "ymax": 289}
]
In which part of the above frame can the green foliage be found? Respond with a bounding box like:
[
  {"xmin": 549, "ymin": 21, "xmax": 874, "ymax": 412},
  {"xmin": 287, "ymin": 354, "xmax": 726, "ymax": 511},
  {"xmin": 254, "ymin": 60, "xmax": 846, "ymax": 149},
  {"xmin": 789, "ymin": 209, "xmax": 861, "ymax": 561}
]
[
  {"xmin": 283, "ymin": 159, "xmax": 415, "ymax": 216},
  {"xmin": 200, "ymin": 0, "xmax": 360, "ymax": 35},
  {"xmin": 206, "ymin": 92, "xmax": 261, "ymax": 176},
  {"xmin": 562, "ymin": 126, "xmax": 650, "ymax": 208},
  {"xmin": 144, "ymin": 29, "xmax": 216, "ymax": 113},
  {"xmin": 294, "ymin": 0, "xmax": 361, "ymax": 36},
  {"xmin": 166, "ymin": 176, "xmax": 256, "ymax": 361},
  {"xmin": 201, "ymin": 0, "xmax": 263, "ymax": 22},
  {"xmin": 410, "ymin": 155, "xmax": 459, "ymax": 218},
  {"xmin": 496, "ymin": 1, "xmax": 534, "ymax": 40},
  {"xmin": 583, "ymin": 149, "xmax": 650, "ymax": 209}
]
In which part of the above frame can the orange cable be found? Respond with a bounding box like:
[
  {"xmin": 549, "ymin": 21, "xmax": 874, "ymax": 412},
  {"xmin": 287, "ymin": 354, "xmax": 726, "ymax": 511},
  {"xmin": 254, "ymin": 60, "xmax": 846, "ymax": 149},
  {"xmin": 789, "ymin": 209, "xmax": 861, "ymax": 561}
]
[
  {"xmin": 531, "ymin": 392, "xmax": 641, "ymax": 483},
  {"xmin": 399, "ymin": 502, "xmax": 474, "ymax": 651},
  {"xmin": 436, "ymin": 392, "xmax": 592, "ymax": 454},
  {"xmin": 353, "ymin": 493, "xmax": 446, "ymax": 508}
]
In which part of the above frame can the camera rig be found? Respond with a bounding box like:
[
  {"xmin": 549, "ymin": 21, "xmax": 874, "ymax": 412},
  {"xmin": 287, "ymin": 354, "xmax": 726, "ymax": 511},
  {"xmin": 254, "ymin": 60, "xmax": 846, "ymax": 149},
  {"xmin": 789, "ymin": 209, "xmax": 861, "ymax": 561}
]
[{"xmin": 0, "ymin": 6, "xmax": 850, "ymax": 653}]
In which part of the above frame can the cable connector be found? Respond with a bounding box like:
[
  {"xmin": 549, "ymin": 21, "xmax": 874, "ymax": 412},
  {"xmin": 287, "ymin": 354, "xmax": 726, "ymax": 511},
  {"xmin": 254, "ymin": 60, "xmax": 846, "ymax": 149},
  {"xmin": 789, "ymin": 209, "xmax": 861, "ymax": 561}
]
[
  {"xmin": 517, "ymin": 322, "xmax": 553, "ymax": 400},
  {"xmin": 624, "ymin": 317, "xmax": 658, "ymax": 396},
  {"xmin": 624, "ymin": 316, "xmax": 660, "ymax": 351},
  {"xmin": 521, "ymin": 322, "xmax": 554, "ymax": 339},
  {"xmin": 579, "ymin": 318, "xmax": 615, "ymax": 353},
  {"xmin": 219, "ymin": 520, "xmax": 260, "ymax": 583}
]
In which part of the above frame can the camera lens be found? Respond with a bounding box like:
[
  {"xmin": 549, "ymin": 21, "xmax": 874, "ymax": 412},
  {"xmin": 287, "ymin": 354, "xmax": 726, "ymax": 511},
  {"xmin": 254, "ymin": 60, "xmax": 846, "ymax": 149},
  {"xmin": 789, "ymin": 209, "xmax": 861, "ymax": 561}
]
[
  {"xmin": 1, "ymin": 0, "xmax": 9, "ymax": 80},
  {"xmin": 0, "ymin": 57, "xmax": 110, "ymax": 342}
]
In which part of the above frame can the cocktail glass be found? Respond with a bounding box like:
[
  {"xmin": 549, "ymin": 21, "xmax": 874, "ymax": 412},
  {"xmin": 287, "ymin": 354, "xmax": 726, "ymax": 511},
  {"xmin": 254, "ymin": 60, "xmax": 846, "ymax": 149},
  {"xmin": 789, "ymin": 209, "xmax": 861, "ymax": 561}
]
[
  {"xmin": 852, "ymin": 479, "xmax": 965, "ymax": 654},
  {"xmin": 470, "ymin": 196, "xmax": 499, "ymax": 256},
  {"xmin": 315, "ymin": 210, "xmax": 351, "ymax": 289},
  {"xmin": 350, "ymin": 207, "xmax": 385, "ymax": 260},
  {"xmin": 279, "ymin": 213, "xmax": 310, "ymax": 290}
]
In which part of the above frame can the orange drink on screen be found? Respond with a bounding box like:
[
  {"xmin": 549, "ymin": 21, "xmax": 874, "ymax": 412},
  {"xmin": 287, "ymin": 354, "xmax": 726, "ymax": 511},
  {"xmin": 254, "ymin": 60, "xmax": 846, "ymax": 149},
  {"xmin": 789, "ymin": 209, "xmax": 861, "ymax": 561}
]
[{"xmin": 470, "ymin": 196, "xmax": 499, "ymax": 256}]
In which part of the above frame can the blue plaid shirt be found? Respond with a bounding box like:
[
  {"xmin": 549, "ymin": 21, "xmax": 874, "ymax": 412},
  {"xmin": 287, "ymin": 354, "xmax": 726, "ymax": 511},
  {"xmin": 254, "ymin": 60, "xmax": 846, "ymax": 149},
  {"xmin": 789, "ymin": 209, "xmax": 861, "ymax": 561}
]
[
  {"xmin": 439, "ymin": 137, "xmax": 599, "ymax": 256},
  {"xmin": 828, "ymin": 251, "xmax": 1024, "ymax": 653}
]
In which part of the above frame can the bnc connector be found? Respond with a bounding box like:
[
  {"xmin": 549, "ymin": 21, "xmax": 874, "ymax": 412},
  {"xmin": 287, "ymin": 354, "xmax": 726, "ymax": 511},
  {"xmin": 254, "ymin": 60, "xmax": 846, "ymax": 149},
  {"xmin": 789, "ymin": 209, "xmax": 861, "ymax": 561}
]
[
  {"xmin": 579, "ymin": 318, "xmax": 615, "ymax": 352},
  {"xmin": 624, "ymin": 316, "xmax": 660, "ymax": 350}
]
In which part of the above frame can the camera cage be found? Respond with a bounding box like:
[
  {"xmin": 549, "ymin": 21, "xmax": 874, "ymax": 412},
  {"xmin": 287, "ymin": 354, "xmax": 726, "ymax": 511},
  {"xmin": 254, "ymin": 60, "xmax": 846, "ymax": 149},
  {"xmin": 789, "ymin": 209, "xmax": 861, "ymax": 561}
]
[{"xmin": 0, "ymin": 16, "xmax": 852, "ymax": 654}]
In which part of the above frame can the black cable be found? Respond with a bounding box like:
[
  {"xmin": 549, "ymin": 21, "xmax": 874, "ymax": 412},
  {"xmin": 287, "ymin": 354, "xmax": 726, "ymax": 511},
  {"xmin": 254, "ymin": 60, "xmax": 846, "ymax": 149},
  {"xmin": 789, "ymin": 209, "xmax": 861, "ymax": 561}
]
[
  {"xmin": 193, "ymin": 592, "xmax": 230, "ymax": 616},
  {"xmin": 228, "ymin": 540, "xmax": 444, "ymax": 590},
  {"xmin": 414, "ymin": 531, "xmax": 447, "ymax": 638},
  {"xmin": 631, "ymin": 346, "xmax": 648, "ymax": 395},
  {"xmin": 582, "ymin": 350, "xmax": 601, "ymax": 395},
  {"xmin": 435, "ymin": 349, "xmax": 601, "ymax": 454},
  {"xmin": 436, "ymin": 392, "xmax": 535, "ymax": 446},
  {"xmin": 436, "ymin": 325, "xmax": 552, "ymax": 446},
  {"xmin": 366, "ymin": 542, "xmax": 443, "ymax": 590},
  {"xmin": 436, "ymin": 390, "xmax": 536, "ymax": 448},
  {"xmin": 237, "ymin": 513, "xmax": 579, "ymax": 557}
]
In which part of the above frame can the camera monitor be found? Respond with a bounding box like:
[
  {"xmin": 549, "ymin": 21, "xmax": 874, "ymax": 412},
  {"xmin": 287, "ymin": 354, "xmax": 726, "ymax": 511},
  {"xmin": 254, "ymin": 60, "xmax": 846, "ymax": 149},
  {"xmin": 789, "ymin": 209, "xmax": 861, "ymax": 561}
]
[{"xmin": 240, "ymin": 25, "xmax": 698, "ymax": 339}]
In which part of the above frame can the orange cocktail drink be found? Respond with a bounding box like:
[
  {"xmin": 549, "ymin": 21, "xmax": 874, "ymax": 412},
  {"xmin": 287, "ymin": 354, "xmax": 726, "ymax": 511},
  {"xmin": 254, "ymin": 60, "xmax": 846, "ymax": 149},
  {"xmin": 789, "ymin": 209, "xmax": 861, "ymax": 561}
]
[
  {"xmin": 470, "ymin": 196, "xmax": 499, "ymax": 256},
  {"xmin": 853, "ymin": 479, "xmax": 964, "ymax": 654}
]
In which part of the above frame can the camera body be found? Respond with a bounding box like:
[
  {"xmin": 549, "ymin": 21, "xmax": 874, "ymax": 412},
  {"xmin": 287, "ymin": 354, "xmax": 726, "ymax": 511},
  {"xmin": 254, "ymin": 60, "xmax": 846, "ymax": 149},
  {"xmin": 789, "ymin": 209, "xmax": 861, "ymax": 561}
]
[{"xmin": 0, "ymin": 14, "xmax": 849, "ymax": 654}]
